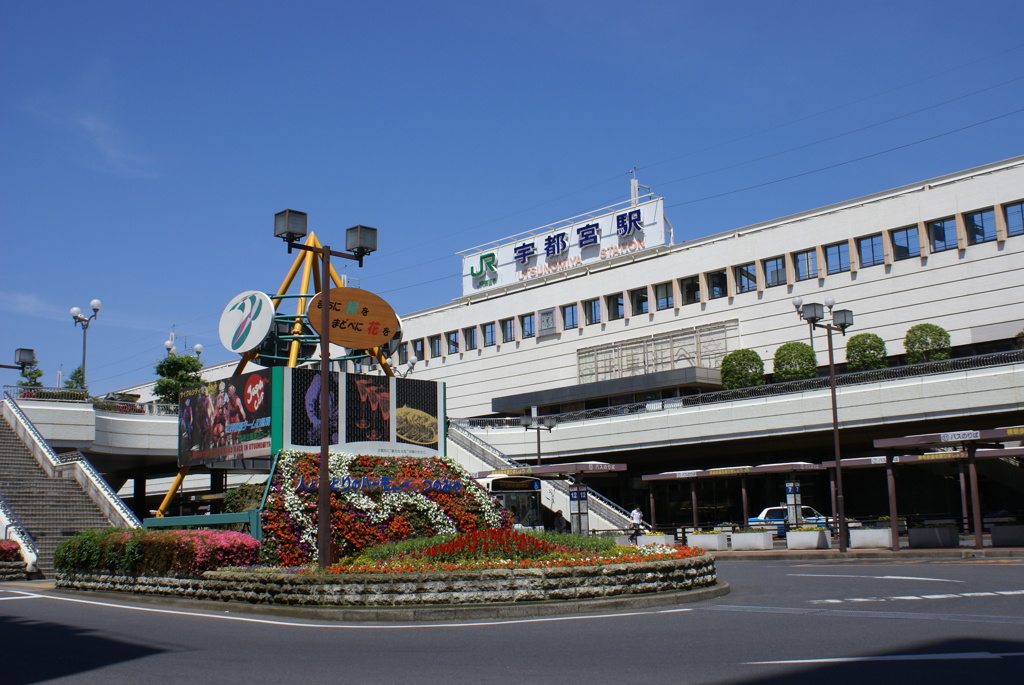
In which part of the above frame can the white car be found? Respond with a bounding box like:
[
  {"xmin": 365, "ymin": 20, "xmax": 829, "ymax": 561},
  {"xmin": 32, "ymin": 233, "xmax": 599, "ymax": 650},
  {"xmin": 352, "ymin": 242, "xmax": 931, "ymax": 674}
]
[{"xmin": 748, "ymin": 505, "xmax": 861, "ymax": 535}]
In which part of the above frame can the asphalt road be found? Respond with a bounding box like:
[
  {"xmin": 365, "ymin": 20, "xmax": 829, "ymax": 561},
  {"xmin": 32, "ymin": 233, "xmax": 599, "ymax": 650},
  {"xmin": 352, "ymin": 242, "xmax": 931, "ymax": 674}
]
[{"xmin": 2, "ymin": 558, "xmax": 1022, "ymax": 684}]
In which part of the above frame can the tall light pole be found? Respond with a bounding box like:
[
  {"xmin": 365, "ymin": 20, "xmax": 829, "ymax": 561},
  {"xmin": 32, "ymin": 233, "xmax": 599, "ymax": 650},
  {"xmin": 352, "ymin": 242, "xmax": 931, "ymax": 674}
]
[
  {"xmin": 792, "ymin": 295, "xmax": 854, "ymax": 553},
  {"xmin": 70, "ymin": 299, "xmax": 102, "ymax": 390},
  {"xmin": 521, "ymin": 410, "xmax": 556, "ymax": 466},
  {"xmin": 275, "ymin": 210, "xmax": 378, "ymax": 568}
]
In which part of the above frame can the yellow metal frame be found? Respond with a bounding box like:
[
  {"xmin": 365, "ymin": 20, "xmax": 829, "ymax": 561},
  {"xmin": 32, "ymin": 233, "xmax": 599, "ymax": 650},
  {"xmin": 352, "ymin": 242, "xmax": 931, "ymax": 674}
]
[{"xmin": 156, "ymin": 233, "xmax": 393, "ymax": 516}]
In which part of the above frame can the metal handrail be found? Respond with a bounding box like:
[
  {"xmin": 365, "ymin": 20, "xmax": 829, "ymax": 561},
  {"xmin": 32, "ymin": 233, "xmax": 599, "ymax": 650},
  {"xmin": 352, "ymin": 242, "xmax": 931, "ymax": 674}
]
[
  {"xmin": 3, "ymin": 386, "xmax": 179, "ymax": 416},
  {"xmin": 447, "ymin": 422, "xmax": 632, "ymax": 526},
  {"xmin": 2, "ymin": 393, "xmax": 141, "ymax": 529},
  {"xmin": 450, "ymin": 350, "xmax": 1024, "ymax": 429}
]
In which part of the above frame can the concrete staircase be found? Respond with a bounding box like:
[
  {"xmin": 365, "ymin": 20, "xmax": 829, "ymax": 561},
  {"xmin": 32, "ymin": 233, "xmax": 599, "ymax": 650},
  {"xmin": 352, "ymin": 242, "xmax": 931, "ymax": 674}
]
[{"xmin": 0, "ymin": 418, "xmax": 112, "ymax": 576}]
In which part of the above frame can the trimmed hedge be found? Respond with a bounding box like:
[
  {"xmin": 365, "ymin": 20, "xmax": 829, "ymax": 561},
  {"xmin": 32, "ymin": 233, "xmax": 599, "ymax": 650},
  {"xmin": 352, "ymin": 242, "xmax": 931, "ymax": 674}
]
[{"xmin": 54, "ymin": 529, "xmax": 259, "ymax": 578}]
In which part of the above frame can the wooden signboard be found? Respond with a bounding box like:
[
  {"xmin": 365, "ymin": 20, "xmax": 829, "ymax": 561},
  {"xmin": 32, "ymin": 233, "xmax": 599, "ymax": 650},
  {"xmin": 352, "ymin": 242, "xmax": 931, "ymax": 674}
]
[{"xmin": 307, "ymin": 287, "xmax": 399, "ymax": 350}]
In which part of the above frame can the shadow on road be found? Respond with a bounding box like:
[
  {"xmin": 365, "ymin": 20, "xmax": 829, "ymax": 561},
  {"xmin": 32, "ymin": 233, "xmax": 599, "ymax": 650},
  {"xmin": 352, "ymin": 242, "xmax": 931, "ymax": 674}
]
[{"xmin": 0, "ymin": 614, "xmax": 166, "ymax": 684}]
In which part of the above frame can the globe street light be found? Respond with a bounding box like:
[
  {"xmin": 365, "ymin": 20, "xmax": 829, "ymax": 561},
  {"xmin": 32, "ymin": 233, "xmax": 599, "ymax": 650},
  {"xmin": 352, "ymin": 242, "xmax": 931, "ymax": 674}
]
[
  {"xmin": 70, "ymin": 299, "xmax": 102, "ymax": 390},
  {"xmin": 792, "ymin": 296, "xmax": 854, "ymax": 553},
  {"xmin": 521, "ymin": 412, "xmax": 557, "ymax": 466}
]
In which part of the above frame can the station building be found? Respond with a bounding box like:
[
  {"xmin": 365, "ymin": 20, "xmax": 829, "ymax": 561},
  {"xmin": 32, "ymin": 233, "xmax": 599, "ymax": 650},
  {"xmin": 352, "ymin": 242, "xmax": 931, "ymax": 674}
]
[{"xmin": 395, "ymin": 156, "xmax": 1024, "ymax": 524}]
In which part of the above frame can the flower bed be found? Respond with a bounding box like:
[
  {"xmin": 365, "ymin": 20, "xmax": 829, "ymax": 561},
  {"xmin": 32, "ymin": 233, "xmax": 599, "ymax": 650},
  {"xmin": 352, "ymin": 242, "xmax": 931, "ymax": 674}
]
[
  {"xmin": 0, "ymin": 540, "xmax": 22, "ymax": 562},
  {"xmin": 261, "ymin": 451, "xmax": 511, "ymax": 566}
]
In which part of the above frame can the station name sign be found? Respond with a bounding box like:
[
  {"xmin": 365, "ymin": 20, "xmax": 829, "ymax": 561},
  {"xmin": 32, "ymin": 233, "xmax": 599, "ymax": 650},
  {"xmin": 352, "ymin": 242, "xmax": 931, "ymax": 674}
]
[{"xmin": 461, "ymin": 197, "xmax": 666, "ymax": 296}]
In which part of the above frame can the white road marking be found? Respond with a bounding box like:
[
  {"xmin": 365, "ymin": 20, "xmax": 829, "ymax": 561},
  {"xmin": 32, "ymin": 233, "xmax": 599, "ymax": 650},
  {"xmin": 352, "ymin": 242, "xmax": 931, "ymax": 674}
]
[
  {"xmin": 809, "ymin": 589, "xmax": 1024, "ymax": 605},
  {"xmin": 4, "ymin": 591, "xmax": 692, "ymax": 629},
  {"xmin": 748, "ymin": 651, "xmax": 1024, "ymax": 664},
  {"xmin": 789, "ymin": 573, "xmax": 964, "ymax": 583}
]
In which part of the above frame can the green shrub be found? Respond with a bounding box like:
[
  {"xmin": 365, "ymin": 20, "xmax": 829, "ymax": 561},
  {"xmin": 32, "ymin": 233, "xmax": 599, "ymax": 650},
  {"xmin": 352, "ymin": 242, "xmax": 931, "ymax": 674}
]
[
  {"xmin": 904, "ymin": 323, "xmax": 951, "ymax": 364},
  {"xmin": 720, "ymin": 349, "xmax": 766, "ymax": 389},
  {"xmin": 845, "ymin": 333, "xmax": 888, "ymax": 371},
  {"xmin": 772, "ymin": 342, "xmax": 818, "ymax": 381},
  {"xmin": 224, "ymin": 483, "xmax": 265, "ymax": 513},
  {"xmin": 54, "ymin": 528, "xmax": 260, "ymax": 577}
]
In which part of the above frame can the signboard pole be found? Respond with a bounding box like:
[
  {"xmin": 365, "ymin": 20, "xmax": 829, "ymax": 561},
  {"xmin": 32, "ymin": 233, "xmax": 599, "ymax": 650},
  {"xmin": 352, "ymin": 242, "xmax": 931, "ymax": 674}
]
[{"xmin": 318, "ymin": 248, "xmax": 332, "ymax": 568}]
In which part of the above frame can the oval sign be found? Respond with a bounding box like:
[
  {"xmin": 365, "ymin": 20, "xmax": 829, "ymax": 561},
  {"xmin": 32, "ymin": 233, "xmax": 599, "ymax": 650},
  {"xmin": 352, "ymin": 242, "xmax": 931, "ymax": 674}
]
[
  {"xmin": 307, "ymin": 287, "xmax": 399, "ymax": 351},
  {"xmin": 218, "ymin": 290, "xmax": 276, "ymax": 354}
]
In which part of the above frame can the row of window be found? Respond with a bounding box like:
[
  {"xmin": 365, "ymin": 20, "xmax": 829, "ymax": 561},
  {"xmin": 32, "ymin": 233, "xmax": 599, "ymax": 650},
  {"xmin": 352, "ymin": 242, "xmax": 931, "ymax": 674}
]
[{"xmin": 397, "ymin": 200, "xmax": 1023, "ymax": 363}]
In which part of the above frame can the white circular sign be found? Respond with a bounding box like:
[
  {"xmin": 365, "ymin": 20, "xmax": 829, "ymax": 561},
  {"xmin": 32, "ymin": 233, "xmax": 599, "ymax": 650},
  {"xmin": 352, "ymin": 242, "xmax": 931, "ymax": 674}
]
[{"xmin": 218, "ymin": 290, "xmax": 275, "ymax": 354}]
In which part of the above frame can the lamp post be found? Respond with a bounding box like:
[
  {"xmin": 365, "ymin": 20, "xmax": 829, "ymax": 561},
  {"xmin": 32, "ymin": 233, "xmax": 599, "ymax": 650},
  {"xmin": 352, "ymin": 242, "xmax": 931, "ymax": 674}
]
[
  {"xmin": 275, "ymin": 209, "xmax": 378, "ymax": 568},
  {"xmin": 0, "ymin": 348, "xmax": 35, "ymax": 371},
  {"xmin": 70, "ymin": 299, "xmax": 102, "ymax": 389},
  {"xmin": 791, "ymin": 295, "xmax": 854, "ymax": 553},
  {"xmin": 521, "ymin": 412, "xmax": 556, "ymax": 466}
]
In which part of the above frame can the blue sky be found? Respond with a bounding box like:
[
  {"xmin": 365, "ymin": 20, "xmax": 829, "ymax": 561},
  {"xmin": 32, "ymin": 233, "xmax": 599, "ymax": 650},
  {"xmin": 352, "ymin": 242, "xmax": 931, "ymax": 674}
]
[{"xmin": 2, "ymin": 1, "xmax": 1022, "ymax": 395}]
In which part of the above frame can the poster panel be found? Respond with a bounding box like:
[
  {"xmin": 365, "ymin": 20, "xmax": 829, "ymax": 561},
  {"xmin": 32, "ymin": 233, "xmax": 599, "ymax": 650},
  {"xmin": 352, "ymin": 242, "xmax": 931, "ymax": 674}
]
[
  {"xmin": 178, "ymin": 369, "xmax": 272, "ymax": 467},
  {"xmin": 288, "ymin": 367, "xmax": 340, "ymax": 447}
]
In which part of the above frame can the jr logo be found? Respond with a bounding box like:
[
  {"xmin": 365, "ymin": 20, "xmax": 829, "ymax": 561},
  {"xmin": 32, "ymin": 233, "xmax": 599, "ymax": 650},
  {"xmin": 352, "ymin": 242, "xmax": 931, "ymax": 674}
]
[{"xmin": 470, "ymin": 252, "xmax": 497, "ymax": 278}]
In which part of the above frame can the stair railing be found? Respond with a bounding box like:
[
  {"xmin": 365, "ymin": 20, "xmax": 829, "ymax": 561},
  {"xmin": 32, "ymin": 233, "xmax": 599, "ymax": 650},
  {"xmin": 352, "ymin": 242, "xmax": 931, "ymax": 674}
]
[
  {"xmin": 447, "ymin": 422, "xmax": 632, "ymax": 529},
  {"xmin": 2, "ymin": 393, "xmax": 141, "ymax": 529}
]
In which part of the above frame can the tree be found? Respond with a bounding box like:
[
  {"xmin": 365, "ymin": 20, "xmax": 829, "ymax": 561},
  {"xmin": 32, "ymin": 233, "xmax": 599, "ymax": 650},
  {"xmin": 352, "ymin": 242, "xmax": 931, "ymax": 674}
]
[
  {"xmin": 63, "ymin": 365, "xmax": 86, "ymax": 389},
  {"xmin": 153, "ymin": 354, "xmax": 204, "ymax": 405},
  {"xmin": 904, "ymin": 323, "xmax": 951, "ymax": 364},
  {"xmin": 16, "ymin": 355, "xmax": 43, "ymax": 387},
  {"xmin": 845, "ymin": 333, "xmax": 888, "ymax": 371},
  {"xmin": 1015, "ymin": 328, "xmax": 1024, "ymax": 350},
  {"xmin": 772, "ymin": 342, "xmax": 818, "ymax": 382},
  {"xmin": 720, "ymin": 349, "xmax": 765, "ymax": 389}
]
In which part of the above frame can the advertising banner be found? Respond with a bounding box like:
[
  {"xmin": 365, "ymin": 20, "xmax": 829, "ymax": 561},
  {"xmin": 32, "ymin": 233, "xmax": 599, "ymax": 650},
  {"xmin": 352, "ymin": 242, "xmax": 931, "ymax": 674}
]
[
  {"xmin": 178, "ymin": 369, "xmax": 272, "ymax": 467},
  {"xmin": 279, "ymin": 368, "xmax": 444, "ymax": 458}
]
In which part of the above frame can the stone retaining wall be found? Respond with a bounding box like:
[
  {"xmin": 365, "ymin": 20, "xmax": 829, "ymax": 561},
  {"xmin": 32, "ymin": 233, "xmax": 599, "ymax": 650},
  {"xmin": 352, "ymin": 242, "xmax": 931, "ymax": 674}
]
[
  {"xmin": 56, "ymin": 554, "xmax": 716, "ymax": 606},
  {"xmin": 0, "ymin": 561, "xmax": 27, "ymax": 581}
]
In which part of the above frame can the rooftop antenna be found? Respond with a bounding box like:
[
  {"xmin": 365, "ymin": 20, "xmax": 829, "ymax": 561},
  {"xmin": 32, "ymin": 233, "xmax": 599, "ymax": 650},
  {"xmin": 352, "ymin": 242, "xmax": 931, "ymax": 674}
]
[{"xmin": 629, "ymin": 168, "xmax": 652, "ymax": 206}]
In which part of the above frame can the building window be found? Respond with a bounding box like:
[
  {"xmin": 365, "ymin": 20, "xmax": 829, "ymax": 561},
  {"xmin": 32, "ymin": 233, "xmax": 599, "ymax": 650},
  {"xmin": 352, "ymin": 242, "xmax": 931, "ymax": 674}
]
[
  {"xmin": 763, "ymin": 256, "xmax": 785, "ymax": 288},
  {"xmin": 857, "ymin": 234, "xmax": 884, "ymax": 267},
  {"xmin": 680, "ymin": 276, "xmax": 700, "ymax": 304},
  {"xmin": 1006, "ymin": 201, "xmax": 1024, "ymax": 237},
  {"xmin": 562, "ymin": 303, "xmax": 578, "ymax": 329},
  {"xmin": 429, "ymin": 335, "xmax": 442, "ymax": 358},
  {"xmin": 630, "ymin": 288, "xmax": 648, "ymax": 315},
  {"xmin": 707, "ymin": 270, "xmax": 727, "ymax": 299},
  {"xmin": 824, "ymin": 242, "xmax": 850, "ymax": 275},
  {"xmin": 965, "ymin": 209, "xmax": 996, "ymax": 245},
  {"xmin": 606, "ymin": 293, "xmax": 624, "ymax": 320},
  {"xmin": 482, "ymin": 322, "xmax": 496, "ymax": 347},
  {"xmin": 445, "ymin": 331, "xmax": 459, "ymax": 355},
  {"xmin": 520, "ymin": 313, "xmax": 535, "ymax": 338},
  {"xmin": 500, "ymin": 318, "xmax": 515, "ymax": 343},
  {"xmin": 891, "ymin": 226, "xmax": 920, "ymax": 260},
  {"xmin": 793, "ymin": 250, "xmax": 817, "ymax": 281},
  {"xmin": 734, "ymin": 263, "xmax": 756, "ymax": 293},
  {"xmin": 398, "ymin": 342, "xmax": 409, "ymax": 365},
  {"xmin": 411, "ymin": 338, "xmax": 424, "ymax": 362},
  {"xmin": 583, "ymin": 298, "xmax": 601, "ymax": 325},
  {"xmin": 928, "ymin": 217, "xmax": 957, "ymax": 252},
  {"xmin": 463, "ymin": 327, "xmax": 477, "ymax": 350},
  {"xmin": 654, "ymin": 282, "xmax": 673, "ymax": 310}
]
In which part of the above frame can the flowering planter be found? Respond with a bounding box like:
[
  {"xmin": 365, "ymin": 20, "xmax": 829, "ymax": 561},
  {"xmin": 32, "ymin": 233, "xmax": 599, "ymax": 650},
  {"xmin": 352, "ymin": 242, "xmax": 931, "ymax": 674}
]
[
  {"xmin": 786, "ymin": 530, "xmax": 831, "ymax": 550},
  {"xmin": 849, "ymin": 528, "xmax": 892, "ymax": 549},
  {"xmin": 637, "ymin": 534, "xmax": 675, "ymax": 547},
  {"xmin": 990, "ymin": 525, "xmax": 1024, "ymax": 547},
  {"xmin": 686, "ymin": 533, "xmax": 729, "ymax": 551},
  {"xmin": 729, "ymin": 531, "xmax": 773, "ymax": 550},
  {"xmin": 908, "ymin": 526, "xmax": 959, "ymax": 548}
]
